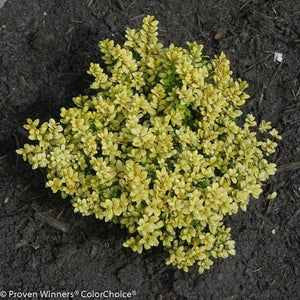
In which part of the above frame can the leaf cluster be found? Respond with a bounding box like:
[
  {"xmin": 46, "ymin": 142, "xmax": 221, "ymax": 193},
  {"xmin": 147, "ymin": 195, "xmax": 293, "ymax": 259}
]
[{"xmin": 17, "ymin": 16, "xmax": 280, "ymax": 274}]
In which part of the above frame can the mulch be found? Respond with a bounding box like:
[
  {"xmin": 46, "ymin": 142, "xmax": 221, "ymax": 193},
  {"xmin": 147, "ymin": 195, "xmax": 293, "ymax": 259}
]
[{"xmin": 0, "ymin": 0, "xmax": 299, "ymax": 299}]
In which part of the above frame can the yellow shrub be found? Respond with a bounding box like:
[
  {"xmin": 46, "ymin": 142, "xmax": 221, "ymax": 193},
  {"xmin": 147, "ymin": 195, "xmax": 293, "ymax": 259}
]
[{"xmin": 17, "ymin": 16, "xmax": 280, "ymax": 274}]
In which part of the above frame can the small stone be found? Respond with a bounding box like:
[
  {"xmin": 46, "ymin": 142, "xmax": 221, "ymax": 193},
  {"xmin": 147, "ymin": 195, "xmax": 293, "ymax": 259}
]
[{"xmin": 215, "ymin": 32, "xmax": 223, "ymax": 40}]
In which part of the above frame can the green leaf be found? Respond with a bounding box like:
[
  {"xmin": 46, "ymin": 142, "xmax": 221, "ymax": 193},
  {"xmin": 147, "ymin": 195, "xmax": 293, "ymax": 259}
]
[{"xmin": 198, "ymin": 179, "xmax": 211, "ymax": 188}]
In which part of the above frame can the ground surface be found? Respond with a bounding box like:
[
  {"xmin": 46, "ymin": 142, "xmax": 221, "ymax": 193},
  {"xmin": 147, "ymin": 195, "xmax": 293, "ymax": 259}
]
[{"xmin": 0, "ymin": 1, "xmax": 300, "ymax": 299}]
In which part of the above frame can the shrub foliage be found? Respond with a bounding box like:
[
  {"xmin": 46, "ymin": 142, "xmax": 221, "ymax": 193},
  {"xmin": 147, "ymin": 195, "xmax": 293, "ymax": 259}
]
[{"xmin": 17, "ymin": 16, "xmax": 281, "ymax": 273}]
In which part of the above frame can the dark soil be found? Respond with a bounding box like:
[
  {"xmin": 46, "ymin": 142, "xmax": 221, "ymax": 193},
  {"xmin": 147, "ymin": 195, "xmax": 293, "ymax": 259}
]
[{"xmin": 1, "ymin": 0, "xmax": 300, "ymax": 299}]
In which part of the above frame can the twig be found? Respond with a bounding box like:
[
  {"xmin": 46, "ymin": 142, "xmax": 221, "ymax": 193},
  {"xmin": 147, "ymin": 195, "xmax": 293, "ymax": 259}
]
[
  {"xmin": 284, "ymin": 207, "xmax": 300, "ymax": 227},
  {"xmin": 131, "ymin": 14, "xmax": 145, "ymax": 21},
  {"xmin": 245, "ymin": 53, "xmax": 273, "ymax": 72},
  {"xmin": 14, "ymin": 180, "xmax": 36, "ymax": 198},
  {"xmin": 127, "ymin": 0, "xmax": 137, "ymax": 8},
  {"xmin": 13, "ymin": 181, "xmax": 70, "ymax": 233},
  {"xmin": 252, "ymin": 267, "xmax": 262, "ymax": 272},
  {"xmin": 0, "ymin": 153, "xmax": 11, "ymax": 160},
  {"xmin": 285, "ymin": 119, "xmax": 300, "ymax": 125},
  {"xmin": 56, "ymin": 208, "xmax": 65, "ymax": 219},
  {"xmin": 0, "ymin": 0, "xmax": 8, "ymax": 10},
  {"xmin": 258, "ymin": 85, "xmax": 265, "ymax": 108},
  {"xmin": 295, "ymin": 86, "xmax": 300, "ymax": 99},
  {"xmin": 295, "ymin": 67, "xmax": 300, "ymax": 79},
  {"xmin": 268, "ymin": 61, "xmax": 283, "ymax": 87},
  {"xmin": 291, "ymin": 170, "xmax": 300, "ymax": 180},
  {"xmin": 266, "ymin": 198, "xmax": 275, "ymax": 214},
  {"xmin": 240, "ymin": 0, "xmax": 251, "ymax": 11},
  {"xmin": 277, "ymin": 162, "xmax": 300, "ymax": 173},
  {"xmin": 35, "ymin": 211, "xmax": 69, "ymax": 233},
  {"xmin": 66, "ymin": 26, "xmax": 75, "ymax": 35}
]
